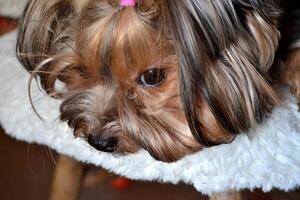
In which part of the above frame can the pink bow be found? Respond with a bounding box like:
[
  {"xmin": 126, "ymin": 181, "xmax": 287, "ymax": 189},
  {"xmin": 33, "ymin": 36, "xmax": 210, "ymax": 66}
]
[{"xmin": 120, "ymin": 0, "xmax": 136, "ymax": 7}]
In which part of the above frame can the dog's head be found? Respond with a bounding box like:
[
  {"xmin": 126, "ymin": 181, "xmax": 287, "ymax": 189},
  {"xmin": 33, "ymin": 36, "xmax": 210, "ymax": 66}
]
[{"xmin": 17, "ymin": 0, "xmax": 280, "ymax": 162}]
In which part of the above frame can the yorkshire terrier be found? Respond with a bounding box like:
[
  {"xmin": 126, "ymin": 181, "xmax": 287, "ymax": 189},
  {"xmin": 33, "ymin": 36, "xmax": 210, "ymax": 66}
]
[{"xmin": 16, "ymin": 0, "xmax": 300, "ymax": 162}]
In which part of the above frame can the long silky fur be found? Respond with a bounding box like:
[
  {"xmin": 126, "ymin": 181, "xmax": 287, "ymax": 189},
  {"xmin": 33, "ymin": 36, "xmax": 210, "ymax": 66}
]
[
  {"xmin": 166, "ymin": 0, "xmax": 281, "ymax": 146},
  {"xmin": 16, "ymin": 0, "xmax": 295, "ymax": 162}
]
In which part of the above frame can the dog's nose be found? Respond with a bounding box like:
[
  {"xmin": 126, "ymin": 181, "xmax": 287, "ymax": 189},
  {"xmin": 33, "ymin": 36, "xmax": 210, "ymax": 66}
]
[{"xmin": 87, "ymin": 135, "xmax": 118, "ymax": 152}]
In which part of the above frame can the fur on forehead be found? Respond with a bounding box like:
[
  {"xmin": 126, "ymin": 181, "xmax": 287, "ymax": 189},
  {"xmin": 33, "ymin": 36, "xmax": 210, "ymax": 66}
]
[{"xmin": 74, "ymin": 0, "xmax": 174, "ymax": 86}]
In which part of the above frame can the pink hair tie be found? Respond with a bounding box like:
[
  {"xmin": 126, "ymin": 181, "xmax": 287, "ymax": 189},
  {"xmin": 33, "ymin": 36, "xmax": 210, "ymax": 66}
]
[{"xmin": 120, "ymin": 0, "xmax": 136, "ymax": 7}]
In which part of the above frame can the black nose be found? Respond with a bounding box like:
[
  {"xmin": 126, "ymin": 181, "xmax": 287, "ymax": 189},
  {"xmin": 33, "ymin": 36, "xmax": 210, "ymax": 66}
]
[{"xmin": 87, "ymin": 135, "xmax": 118, "ymax": 152}]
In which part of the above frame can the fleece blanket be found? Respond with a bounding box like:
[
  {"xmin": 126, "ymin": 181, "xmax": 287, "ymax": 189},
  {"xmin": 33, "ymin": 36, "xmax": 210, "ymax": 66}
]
[
  {"xmin": 0, "ymin": 0, "xmax": 26, "ymax": 18},
  {"xmin": 0, "ymin": 31, "xmax": 300, "ymax": 195}
]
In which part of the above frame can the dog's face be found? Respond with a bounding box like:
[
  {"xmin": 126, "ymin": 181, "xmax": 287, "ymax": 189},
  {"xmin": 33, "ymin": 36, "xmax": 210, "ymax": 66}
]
[
  {"xmin": 17, "ymin": 0, "xmax": 281, "ymax": 162},
  {"xmin": 59, "ymin": 9, "xmax": 205, "ymax": 161}
]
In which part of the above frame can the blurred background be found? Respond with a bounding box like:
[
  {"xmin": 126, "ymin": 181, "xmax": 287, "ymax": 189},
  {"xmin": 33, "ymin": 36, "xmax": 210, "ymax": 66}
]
[{"xmin": 0, "ymin": 1, "xmax": 300, "ymax": 200}]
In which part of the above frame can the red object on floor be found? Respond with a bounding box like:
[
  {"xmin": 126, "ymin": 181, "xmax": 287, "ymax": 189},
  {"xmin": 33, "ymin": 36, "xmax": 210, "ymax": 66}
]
[
  {"xmin": 0, "ymin": 16, "xmax": 10, "ymax": 27},
  {"xmin": 111, "ymin": 177, "xmax": 132, "ymax": 191},
  {"xmin": 0, "ymin": 16, "xmax": 18, "ymax": 34}
]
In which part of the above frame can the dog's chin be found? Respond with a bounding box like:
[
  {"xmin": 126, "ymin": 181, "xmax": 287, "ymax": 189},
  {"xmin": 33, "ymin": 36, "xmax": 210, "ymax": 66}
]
[{"xmin": 64, "ymin": 108, "xmax": 198, "ymax": 162}]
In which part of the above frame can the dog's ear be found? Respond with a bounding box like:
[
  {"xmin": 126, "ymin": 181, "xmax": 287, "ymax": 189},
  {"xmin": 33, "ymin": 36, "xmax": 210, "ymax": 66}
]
[
  {"xmin": 16, "ymin": 0, "xmax": 82, "ymax": 95},
  {"xmin": 166, "ymin": 0, "xmax": 280, "ymax": 146},
  {"xmin": 17, "ymin": 0, "xmax": 77, "ymax": 70}
]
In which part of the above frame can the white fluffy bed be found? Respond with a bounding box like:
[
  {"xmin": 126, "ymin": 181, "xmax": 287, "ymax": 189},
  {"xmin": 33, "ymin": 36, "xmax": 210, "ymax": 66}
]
[
  {"xmin": 0, "ymin": 31, "xmax": 300, "ymax": 195},
  {"xmin": 0, "ymin": 0, "xmax": 26, "ymax": 18}
]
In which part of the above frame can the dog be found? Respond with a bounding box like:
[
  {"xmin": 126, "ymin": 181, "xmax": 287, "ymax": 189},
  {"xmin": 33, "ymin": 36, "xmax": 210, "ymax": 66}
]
[{"xmin": 16, "ymin": 0, "xmax": 300, "ymax": 162}]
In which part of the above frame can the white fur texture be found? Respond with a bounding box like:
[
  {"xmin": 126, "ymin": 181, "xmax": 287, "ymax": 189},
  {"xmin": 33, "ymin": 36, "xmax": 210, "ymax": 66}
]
[
  {"xmin": 0, "ymin": 0, "xmax": 26, "ymax": 17},
  {"xmin": 0, "ymin": 32, "xmax": 300, "ymax": 195}
]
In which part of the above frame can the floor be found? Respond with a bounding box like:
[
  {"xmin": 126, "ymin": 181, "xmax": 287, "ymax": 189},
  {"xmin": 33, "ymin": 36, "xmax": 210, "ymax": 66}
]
[{"xmin": 0, "ymin": 16, "xmax": 300, "ymax": 200}]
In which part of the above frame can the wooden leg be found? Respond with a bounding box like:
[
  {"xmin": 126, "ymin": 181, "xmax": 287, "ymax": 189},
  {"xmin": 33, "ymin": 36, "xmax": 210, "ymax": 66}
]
[
  {"xmin": 210, "ymin": 191, "xmax": 242, "ymax": 200},
  {"xmin": 49, "ymin": 155, "xmax": 86, "ymax": 200}
]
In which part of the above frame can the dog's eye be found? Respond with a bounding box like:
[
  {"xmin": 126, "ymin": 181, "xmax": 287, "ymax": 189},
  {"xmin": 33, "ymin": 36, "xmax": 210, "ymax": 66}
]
[{"xmin": 137, "ymin": 68, "xmax": 166, "ymax": 87}]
